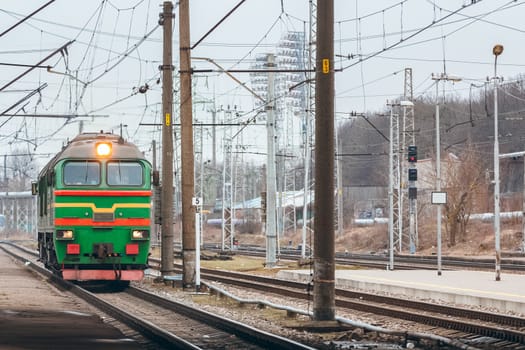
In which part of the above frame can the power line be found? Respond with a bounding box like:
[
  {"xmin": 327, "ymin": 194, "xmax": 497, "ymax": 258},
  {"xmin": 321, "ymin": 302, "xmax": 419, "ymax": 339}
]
[
  {"xmin": 0, "ymin": 62, "xmax": 50, "ymax": 69},
  {"xmin": 340, "ymin": 1, "xmax": 481, "ymax": 71},
  {"xmin": 192, "ymin": 0, "xmax": 247, "ymax": 50},
  {"xmin": 338, "ymin": 0, "xmax": 409, "ymax": 23},
  {"xmin": 0, "ymin": 0, "xmax": 54, "ymax": 38},
  {"xmin": 0, "ymin": 41, "xmax": 73, "ymax": 93},
  {"xmin": 0, "ymin": 114, "xmax": 108, "ymax": 118}
]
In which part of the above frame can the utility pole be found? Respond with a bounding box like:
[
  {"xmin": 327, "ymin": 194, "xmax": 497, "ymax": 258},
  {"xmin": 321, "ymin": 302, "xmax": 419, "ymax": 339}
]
[
  {"xmin": 435, "ymin": 79, "xmax": 443, "ymax": 276},
  {"xmin": 179, "ymin": 0, "xmax": 196, "ymax": 288},
  {"xmin": 211, "ymin": 106, "xmax": 217, "ymax": 168},
  {"xmin": 313, "ymin": 0, "xmax": 335, "ymax": 321},
  {"xmin": 432, "ymin": 72, "xmax": 461, "ymax": 276},
  {"xmin": 336, "ymin": 130, "xmax": 344, "ymax": 237},
  {"xmin": 492, "ymin": 44, "xmax": 504, "ymax": 282},
  {"xmin": 159, "ymin": 1, "xmax": 175, "ymax": 278}
]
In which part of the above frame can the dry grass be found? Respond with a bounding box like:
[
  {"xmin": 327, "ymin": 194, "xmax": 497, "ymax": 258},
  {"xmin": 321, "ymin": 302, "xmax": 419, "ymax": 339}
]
[{"xmin": 224, "ymin": 220, "xmax": 524, "ymax": 256}]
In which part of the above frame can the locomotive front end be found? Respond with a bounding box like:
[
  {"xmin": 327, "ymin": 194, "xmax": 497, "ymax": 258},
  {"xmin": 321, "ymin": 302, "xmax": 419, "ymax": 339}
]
[{"xmin": 36, "ymin": 132, "xmax": 152, "ymax": 282}]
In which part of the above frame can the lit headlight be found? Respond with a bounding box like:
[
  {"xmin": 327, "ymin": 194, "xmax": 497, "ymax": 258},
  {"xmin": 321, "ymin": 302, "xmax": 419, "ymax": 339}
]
[
  {"xmin": 56, "ymin": 230, "xmax": 74, "ymax": 239},
  {"xmin": 131, "ymin": 230, "xmax": 149, "ymax": 240},
  {"xmin": 95, "ymin": 142, "xmax": 112, "ymax": 157}
]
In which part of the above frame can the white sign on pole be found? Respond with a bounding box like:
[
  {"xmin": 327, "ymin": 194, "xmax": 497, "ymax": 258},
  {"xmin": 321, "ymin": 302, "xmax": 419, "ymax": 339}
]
[
  {"xmin": 431, "ymin": 191, "xmax": 447, "ymax": 204},
  {"xmin": 192, "ymin": 197, "xmax": 202, "ymax": 207}
]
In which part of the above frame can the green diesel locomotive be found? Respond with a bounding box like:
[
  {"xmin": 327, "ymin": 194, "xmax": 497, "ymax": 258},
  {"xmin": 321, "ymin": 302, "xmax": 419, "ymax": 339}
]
[{"xmin": 32, "ymin": 131, "xmax": 152, "ymax": 283}]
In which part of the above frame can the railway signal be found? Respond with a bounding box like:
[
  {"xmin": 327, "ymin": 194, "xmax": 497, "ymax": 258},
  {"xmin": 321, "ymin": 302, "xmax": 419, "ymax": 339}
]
[
  {"xmin": 408, "ymin": 168, "xmax": 417, "ymax": 181},
  {"xmin": 408, "ymin": 145, "xmax": 417, "ymax": 162}
]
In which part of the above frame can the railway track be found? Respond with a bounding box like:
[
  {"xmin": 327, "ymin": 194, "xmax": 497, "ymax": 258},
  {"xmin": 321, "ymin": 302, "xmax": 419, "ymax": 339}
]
[
  {"xmin": 0, "ymin": 242, "xmax": 316, "ymax": 350},
  {"xmin": 6, "ymin": 240, "xmax": 525, "ymax": 349},
  {"xmin": 148, "ymin": 257, "xmax": 525, "ymax": 349},
  {"xmin": 96, "ymin": 286, "xmax": 315, "ymax": 350},
  {"xmin": 204, "ymin": 271, "xmax": 525, "ymax": 349},
  {"xmin": 215, "ymin": 244, "xmax": 525, "ymax": 272}
]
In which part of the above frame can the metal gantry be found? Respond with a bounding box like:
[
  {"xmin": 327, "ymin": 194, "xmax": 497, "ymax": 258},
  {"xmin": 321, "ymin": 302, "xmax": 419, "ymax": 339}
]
[
  {"xmin": 276, "ymin": 31, "xmax": 307, "ymax": 236},
  {"xmin": 403, "ymin": 68, "xmax": 417, "ymax": 253},
  {"xmin": 300, "ymin": 0, "xmax": 317, "ymax": 259},
  {"xmin": 388, "ymin": 99, "xmax": 414, "ymax": 269},
  {"xmin": 391, "ymin": 105, "xmax": 401, "ymax": 256},
  {"xmin": 221, "ymin": 108, "xmax": 234, "ymax": 251},
  {"xmin": 0, "ymin": 191, "xmax": 37, "ymax": 237}
]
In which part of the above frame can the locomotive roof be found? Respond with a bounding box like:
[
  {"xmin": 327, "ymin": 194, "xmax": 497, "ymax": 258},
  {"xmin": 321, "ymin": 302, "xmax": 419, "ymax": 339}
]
[{"xmin": 38, "ymin": 132, "xmax": 147, "ymax": 177}]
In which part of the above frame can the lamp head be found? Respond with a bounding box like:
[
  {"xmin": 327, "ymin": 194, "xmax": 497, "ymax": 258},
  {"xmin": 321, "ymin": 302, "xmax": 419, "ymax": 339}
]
[
  {"xmin": 493, "ymin": 44, "xmax": 504, "ymax": 57},
  {"xmin": 447, "ymin": 75, "xmax": 462, "ymax": 83}
]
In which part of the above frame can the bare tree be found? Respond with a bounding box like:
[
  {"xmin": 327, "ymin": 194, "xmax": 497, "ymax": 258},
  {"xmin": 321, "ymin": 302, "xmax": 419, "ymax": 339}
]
[
  {"xmin": 442, "ymin": 143, "xmax": 487, "ymax": 246},
  {"xmin": 7, "ymin": 149, "xmax": 36, "ymax": 191}
]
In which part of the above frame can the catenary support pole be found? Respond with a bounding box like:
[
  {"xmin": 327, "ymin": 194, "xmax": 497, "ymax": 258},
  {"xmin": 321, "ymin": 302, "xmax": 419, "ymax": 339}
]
[
  {"xmin": 179, "ymin": 0, "xmax": 196, "ymax": 288},
  {"xmin": 313, "ymin": 0, "xmax": 335, "ymax": 321},
  {"xmin": 265, "ymin": 54, "xmax": 277, "ymax": 268},
  {"xmin": 160, "ymin": 1, "xmax": 175, "ymax": 278},
  {"xmin": 435, "ymin": 81, "xmax": 442, "ymax": 276}
]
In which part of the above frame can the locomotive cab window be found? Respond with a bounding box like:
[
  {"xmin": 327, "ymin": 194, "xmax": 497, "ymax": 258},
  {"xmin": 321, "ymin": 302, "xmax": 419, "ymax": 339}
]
[
  {"xmin": 63, "ymin": 161, "xmax": 100, "ymax": 186},
  {"xmin": 107, "ymin": 161, "xmax": 143, "ymax": 186}
]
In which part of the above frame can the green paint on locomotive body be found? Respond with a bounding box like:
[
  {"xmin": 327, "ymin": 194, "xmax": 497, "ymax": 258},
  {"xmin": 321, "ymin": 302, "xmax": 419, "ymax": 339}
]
[
  {"xmin": 37, "ymin": 132, "xmax": 152, "ymax": 272},
  {"xmin": 53, "ymin": 160, "xmax": 152, "ymax": 267}
]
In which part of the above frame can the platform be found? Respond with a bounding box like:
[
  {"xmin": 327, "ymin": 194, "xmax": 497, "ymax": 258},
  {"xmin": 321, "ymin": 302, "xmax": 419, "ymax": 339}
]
[
  {"xmin": 277, "ymin": 269, "xmax": 525, "ymax": 314},
  {"xmin": 0, "ymin": 246, "xmax": 144, "ymax": 350}
]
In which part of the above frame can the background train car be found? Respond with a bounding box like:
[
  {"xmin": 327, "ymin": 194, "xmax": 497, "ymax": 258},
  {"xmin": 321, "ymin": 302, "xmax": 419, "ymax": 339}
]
[{"xmin": 32, "ymin": 131, "xmax": 152, "ymax": 284}]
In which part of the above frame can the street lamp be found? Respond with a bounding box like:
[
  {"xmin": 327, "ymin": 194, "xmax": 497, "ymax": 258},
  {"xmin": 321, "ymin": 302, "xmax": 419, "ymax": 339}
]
[
  {"xmin": 493, "ymin": 44, "xmax": 503, "ymax": 282},
  {"xmin": 431, "ymin": 73, "xmax": 462, "ymax": 276}
]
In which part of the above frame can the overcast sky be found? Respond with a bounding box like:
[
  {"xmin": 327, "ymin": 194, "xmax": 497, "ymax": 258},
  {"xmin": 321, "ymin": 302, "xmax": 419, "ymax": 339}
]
[{"xmin": 1, "ymin": 0, "xmax": 524, "ymax": 173}]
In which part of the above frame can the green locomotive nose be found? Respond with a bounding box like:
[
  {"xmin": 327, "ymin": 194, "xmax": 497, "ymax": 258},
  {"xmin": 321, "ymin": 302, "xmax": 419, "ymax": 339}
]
[{"xmin": 36, "ymin": 132, "xmax": 152, "ymax": 282}]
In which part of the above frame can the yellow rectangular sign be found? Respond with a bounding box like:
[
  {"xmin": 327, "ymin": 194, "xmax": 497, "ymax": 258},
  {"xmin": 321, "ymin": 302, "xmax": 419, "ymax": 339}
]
[
  {"xmin": 165, "ymin": 113, "xmax": 171, "ymax": 126},
  {"xmin": 322, "ymin": 58, "xmax": 330, "ymax": 73}
]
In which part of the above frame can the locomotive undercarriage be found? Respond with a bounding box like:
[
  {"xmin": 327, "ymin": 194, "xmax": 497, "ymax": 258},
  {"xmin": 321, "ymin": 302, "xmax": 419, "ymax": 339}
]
[
  {"xmin": 38, "ymin": 232, "xmax": 60, "ymax": 275},
  {"xmin": 37, "ymin": 231, "xmax": 146, "ymax": 282}
]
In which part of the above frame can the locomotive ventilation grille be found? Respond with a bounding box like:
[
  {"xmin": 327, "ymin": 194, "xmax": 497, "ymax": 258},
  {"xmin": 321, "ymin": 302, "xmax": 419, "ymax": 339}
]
[{"xmin": 93, "ymin": 212, "xmax": 115, "ymax": 222}]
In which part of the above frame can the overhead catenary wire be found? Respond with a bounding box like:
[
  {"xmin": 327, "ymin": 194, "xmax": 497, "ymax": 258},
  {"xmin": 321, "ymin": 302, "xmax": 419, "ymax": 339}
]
[
  {"xmin": 340, "ymin": 1, "xmax": 482, "ymax": 71},
  {"xmin": 1, "ymin": 0, "xmax": 524, "ymax": 166},
  {"xmin": 0, "ymin": 41, "xmax": 73, "ymax": 93},
  {"xmin": 0, "ymin": 0, "xmax": 54, "ymax": 38},
  {"xmin": 0, "ymin": 2, "xmax": 164, "ymax": 149}
]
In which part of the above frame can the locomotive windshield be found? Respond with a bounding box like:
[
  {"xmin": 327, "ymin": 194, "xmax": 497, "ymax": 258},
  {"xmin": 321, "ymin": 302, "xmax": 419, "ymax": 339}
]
[
  {"xmin": 63, "ymin": 161, "xmax": 100, "ymax": 185},
  {"xmin": 107, "ymin": 161, "xmax": 143, "ymax": 186}
]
